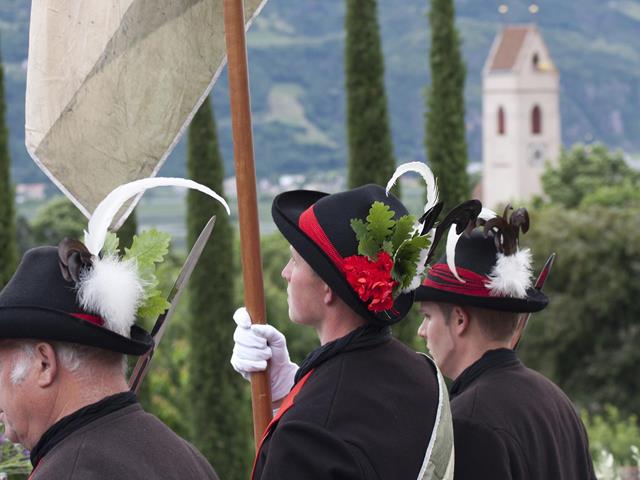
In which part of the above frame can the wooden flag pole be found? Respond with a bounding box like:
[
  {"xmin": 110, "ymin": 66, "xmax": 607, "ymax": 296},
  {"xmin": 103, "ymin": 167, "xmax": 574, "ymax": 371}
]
[{"xmin": 223, "ymin": 0, "xmax": 273, "ymax": 446}]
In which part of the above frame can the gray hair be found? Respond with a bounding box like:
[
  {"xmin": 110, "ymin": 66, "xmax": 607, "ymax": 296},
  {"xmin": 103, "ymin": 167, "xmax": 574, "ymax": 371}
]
[{"xmin": 9, "ymin": 341, "xmax": 126, "ymax": 384}]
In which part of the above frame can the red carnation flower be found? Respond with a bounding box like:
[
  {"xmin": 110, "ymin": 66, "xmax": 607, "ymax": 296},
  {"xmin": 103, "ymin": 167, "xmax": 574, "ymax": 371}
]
[{"xmin": 342, "ymin": 251, "xmax": 397, "ymax": 312}]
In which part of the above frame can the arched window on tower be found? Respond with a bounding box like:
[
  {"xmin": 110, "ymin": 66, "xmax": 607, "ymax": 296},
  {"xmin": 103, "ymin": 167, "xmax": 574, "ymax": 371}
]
[
  {"xmin": 531, "ymin": 105, "xmax": 542, "ymax": 134},
  {"xmin": 532, "ymin": 53, "xmax": 539, "ymax": 70},
  {"xmin": 497, "ymin": 107, "xmax": 506, "ymax": 135}
]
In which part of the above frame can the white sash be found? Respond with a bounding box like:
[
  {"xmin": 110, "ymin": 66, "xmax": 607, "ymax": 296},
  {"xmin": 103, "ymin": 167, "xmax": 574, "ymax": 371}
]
[{"xmin": 416, "ymin": 353, "xmax": 455, "ymax": 480}]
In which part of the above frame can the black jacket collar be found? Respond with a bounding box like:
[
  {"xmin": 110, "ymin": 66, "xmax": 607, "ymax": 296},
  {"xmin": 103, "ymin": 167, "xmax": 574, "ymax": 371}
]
[
  {"xmin": 294, "ymin": 324, "xmax": 391, "ymax": 383},
  {"xmin": 450, "ymin": 348, "xmax": 521, "ymax": 399},
  {"xmin": 30, "ymin": 391, "xmax": 138, "ymax": 467}
]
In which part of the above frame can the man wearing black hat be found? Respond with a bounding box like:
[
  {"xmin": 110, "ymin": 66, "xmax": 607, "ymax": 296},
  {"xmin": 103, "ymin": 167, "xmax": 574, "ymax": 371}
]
[
  {"xmin": 0, "ymin": 246, "xmax": 219, "ymax": 479},
  {"xmin": 232, "ymin": 179, "xmax": 455, "ymax": 479},
  {"xmin": 415, "ymin": 207, "xmax": 596, "ymax": 479}
]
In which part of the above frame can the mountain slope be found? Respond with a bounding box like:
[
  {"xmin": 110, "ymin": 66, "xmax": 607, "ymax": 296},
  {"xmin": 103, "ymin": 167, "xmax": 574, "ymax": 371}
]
[{"xmin": 1, "ymin": 0, "xmax": 638, "ymax": 184}]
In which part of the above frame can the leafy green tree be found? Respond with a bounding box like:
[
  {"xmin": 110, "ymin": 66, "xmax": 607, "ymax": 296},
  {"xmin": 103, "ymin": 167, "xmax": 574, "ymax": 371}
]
[
  {"xmin": 582, "ymin": 405, "xmax": 640, "ymax": 466},
  {"xmin": 345, "ymin": 0, "xmax": 397, "ymax": 193},
  {"xmin": 542, "ymin": 143, "xmax": 640, "ymax": 208},
  {"xmin": 0, "ymin": 50, "xmax": 17, "ymax": 287},
  {"xmin": 187, "ymin": 97, "xmax": 250, "ymax": 478},
  {"xmin": 425, "ymin": 0, "xmax": 469, "ymax": 213},
  {"xmin": 31, "ymin": 196, "xmax": 86, "ymax": 245},
  {"xmin": 520, "ymin": 205, "xmax": 640, "ymax": 416}
]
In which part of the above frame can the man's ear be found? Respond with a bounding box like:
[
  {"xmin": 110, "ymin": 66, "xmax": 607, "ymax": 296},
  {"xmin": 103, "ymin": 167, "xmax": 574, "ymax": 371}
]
[
  {"xmin": 322, "ymin": 282, "xmax": 335, "ymax": 305},
  {"xmin": 34, "ymin": 343, "xmax": 58, "ymax": 388},
  {"xmin": 451, "ymin": 306, "xmax": 471, "ymax": 337}
]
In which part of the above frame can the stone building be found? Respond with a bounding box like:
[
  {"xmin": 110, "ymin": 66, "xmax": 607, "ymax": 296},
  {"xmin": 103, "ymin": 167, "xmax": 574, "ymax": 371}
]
[{"xmin": 481, "ymin": 24, "xmax": 561, "ymax": 209}]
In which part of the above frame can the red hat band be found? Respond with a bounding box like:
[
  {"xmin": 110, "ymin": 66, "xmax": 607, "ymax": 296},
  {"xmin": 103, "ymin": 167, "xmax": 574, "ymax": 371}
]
[
  {"xmin": 298, "ymin": 205, "xmax": 345, "ymax": 269},
  {"xmin": 422, "ymin": 264, "xmax": 493, "ymax": 298},
  {"xmin": 69, "ymin": 313, "xmax": 106, "ymax": 327}
]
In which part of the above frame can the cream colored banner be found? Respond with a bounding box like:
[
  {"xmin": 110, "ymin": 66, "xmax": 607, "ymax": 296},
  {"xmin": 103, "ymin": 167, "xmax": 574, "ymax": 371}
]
[{"xmin": 26, "ymin": 0, "xmax": 267, "ymax": 227}]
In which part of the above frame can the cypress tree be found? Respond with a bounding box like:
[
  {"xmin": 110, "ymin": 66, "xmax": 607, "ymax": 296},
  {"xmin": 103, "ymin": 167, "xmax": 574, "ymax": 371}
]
[
  {"xmin": 0, "ymin": 49, "xmax": 18, "ymax": 287},
  {"xmin": 118, "ymin": 210, "xmax": 137, "ymax": 250},
  {"xmin": 425, "ymin": 0, "xmax": 469, "ymax": 213},
  {"xmin": 187, "ymin": 97, "xmax": 249, "ymax": 478},
  {"xmin": 345, "ymin": 0, "xmax": 398, "ymax": 192}
]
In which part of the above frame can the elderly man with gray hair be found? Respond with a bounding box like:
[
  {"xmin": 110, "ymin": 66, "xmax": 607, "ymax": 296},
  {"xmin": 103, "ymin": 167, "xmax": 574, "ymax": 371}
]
[{"xmin": 0, "ymin": 244, "xmax": 218, "ymax": 479}]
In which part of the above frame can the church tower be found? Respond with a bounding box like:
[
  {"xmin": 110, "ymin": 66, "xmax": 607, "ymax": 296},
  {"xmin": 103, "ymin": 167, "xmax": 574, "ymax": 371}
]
[{"xmin": 481, "ymin": 24, "xmax": 561, "ymax": 209}]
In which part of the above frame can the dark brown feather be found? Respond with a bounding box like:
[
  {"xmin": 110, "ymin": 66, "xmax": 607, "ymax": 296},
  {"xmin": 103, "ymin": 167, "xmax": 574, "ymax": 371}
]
[
  {"xmin": 58, "ymin": 238, "xmax": 93, "ymax": 283},
  {"xmin": 482, "ymin": 205, "xmax": 530, "ymax": 255}
]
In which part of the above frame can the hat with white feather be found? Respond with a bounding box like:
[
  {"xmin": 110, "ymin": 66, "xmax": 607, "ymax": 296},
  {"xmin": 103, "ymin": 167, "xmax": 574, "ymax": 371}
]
[
  {"xmin": 271, "ymin": 162, "xmax": 481, "ymax": 325},
  {"xmin": 0, "ymin": 178, "xmax": 229, "ymax": 354},
  {"xmin": 415, "ymin": 205, "xmax": 548, "ymax": 312}
]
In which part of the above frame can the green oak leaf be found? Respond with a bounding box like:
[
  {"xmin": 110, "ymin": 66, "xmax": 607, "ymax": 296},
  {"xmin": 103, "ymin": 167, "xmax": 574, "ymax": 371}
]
[
  {"xmin": 137, "ymin": 290, "xmax": 171, "ymax": 322},
  {"xmin": 393, "ymin": 235, "xmax": 430, "ymax": 289},
  {"xmin": 391, "ymin": 215, "xmax": 416, "ymax": 251},
  {"xmin": 359, "ymin": 236, "xmax": 380, "ymax": 259},
  {"xmin": 366, "ymin": 202, "xmax": 396, "ymax": 244},
  {"xmin": 102, "ymin": 232, "xmax": 120, "ymax": 257},
  {"xmin": 123, "ymin": 229, "xmax": 171, "ymax": 313},
  {"xmin": 124, "ymin": 229, "xmax": 170, "ymax": 268},
  {"xmin": 351, "ymin": 218, "xmax": 370, "ymax": 244}
]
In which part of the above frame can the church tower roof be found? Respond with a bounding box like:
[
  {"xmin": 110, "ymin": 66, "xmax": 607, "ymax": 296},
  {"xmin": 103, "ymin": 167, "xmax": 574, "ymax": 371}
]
[{"xmin": 484, "ymin": 24, "xmax": 557, "ymax": 75}]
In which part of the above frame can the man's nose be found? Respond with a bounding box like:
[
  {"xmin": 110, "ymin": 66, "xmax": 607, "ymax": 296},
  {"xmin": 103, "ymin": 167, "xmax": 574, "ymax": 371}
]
[
  {"xmin": 417, "ymin": 321, "xmax": 427, "ymax": 339},
  {"xmin": 281, "ymin": 259, "xmax": 292, "ymax": 280}
]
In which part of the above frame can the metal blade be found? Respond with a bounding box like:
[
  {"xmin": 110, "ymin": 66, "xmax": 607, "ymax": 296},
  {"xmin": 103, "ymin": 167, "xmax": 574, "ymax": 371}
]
[
  {"xmin": 512, "ymin": 252, "xmax": 556, "ymax": 350},
  {"xmin": 129, "ymin": 216, "xmax": 217, "ymax": 392}
]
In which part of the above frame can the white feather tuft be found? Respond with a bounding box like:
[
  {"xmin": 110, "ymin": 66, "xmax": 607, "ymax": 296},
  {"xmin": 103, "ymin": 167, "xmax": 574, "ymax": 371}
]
[
  {"xmin": 77, "ymin": 256, "xmax": 145, "ymax": 337},
  {"xmin": 385, "ymin": 162, "xmax": 439, "ymax": 214},
  {"xmin": 84, "ymin": 177, "xmax": 230, "ymax": 256},
  {"xmin": 486, "ymin": 249, "xmax": 533, "ymax": 298}
]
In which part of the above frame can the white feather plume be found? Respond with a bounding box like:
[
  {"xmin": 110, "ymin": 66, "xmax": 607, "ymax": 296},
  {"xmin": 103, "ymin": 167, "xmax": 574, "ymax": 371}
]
[
  {"xmin": 446, "ymin": 225, "xmax": 465, "ymax": 283},
  {"xmin": 486, "ymin": 249, "xmax": 533, "ymax": 298},
  {"xmin": 84, "ymin": 177, "xmax": 230, "ymax": 256},
  {"xmin": 385, "ymin": 161, "xmax": 439, "ymax": 214},
  {"xmin": 77, "ymin": 256, "xmax": 144, "ymax": 337},
  {"xmin": 386, "ymin": 162, "xmax": 439, "ymax": 291}
]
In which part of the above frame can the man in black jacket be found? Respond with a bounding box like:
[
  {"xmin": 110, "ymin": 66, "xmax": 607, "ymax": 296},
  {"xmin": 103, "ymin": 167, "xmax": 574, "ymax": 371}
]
[
  {"xmin": 415, "ymin": 207, "xmax": 596, "ymax": 479},
  {"xmin": 232, "ymin": 182, "xmax": 456, "ymax": 479}
]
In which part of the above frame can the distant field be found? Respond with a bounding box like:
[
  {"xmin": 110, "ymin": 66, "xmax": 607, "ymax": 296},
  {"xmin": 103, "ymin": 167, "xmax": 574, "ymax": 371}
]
[{"xmin": 15, "ymin": 176, "xmax": 426, "ymax": 254}]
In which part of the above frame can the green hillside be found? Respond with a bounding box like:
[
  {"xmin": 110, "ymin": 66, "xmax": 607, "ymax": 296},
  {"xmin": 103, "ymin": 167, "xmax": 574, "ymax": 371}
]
[{"xmin": 1, "ymin": 0, "xmax": 639, "ymax": 184}]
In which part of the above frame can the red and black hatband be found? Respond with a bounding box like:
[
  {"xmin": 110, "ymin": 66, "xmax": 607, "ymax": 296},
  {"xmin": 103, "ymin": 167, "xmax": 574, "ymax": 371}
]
[
  {"xmin": 415, "ymin": 230, "xmax": 548, "ymax": 313},
  {"xmin": 422, "ymin": 264, "xmax": 494, "ymax": 297}
]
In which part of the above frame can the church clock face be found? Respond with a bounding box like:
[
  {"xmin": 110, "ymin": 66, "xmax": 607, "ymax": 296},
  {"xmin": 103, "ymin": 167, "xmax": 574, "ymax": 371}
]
[{"xmin": 527, "ymin": 142, "xmax": 547, "ymax": 167}]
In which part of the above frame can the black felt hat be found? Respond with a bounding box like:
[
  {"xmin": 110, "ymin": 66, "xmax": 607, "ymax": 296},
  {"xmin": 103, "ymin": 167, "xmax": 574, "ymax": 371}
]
[
  {"xmin": 0, "ymin": 246, "xmax": 153, "ymax": 355},
  {"xmin": 415, "ymin": 230, "xmax": 548, "ymax": 313},
  {"xmin": 272, "ymin": 184, "xmax": 414, "ymax": 325}
]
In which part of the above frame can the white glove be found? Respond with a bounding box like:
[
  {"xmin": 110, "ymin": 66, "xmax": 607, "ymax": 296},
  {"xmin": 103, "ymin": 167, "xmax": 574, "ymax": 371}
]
[{"xmin": 231, "ymin": 307, "xmax": 298, "ymax": 401}]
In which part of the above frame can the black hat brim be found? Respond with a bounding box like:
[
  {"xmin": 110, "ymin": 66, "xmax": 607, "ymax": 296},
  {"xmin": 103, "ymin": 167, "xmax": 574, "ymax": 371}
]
[
  {"xmin": 0, "ymin": 306, "xmax": 154, "ymax": 355},
  {"xmin": 272, "ymin": 190, "xmax": 413, "ymax": 325},
  {"xmin": 415, "ymin": 285, "xmax": 548, "ymax": 313}
]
